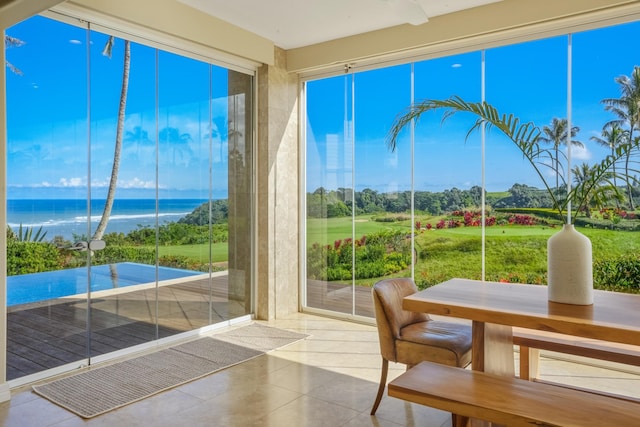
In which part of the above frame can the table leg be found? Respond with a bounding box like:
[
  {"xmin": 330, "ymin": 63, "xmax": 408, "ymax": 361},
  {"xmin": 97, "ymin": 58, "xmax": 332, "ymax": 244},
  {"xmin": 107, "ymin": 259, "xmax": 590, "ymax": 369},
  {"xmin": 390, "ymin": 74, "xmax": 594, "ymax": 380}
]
[{"xmin": 470, "ymin": 321, "xmax": 515, "ymax": 427}]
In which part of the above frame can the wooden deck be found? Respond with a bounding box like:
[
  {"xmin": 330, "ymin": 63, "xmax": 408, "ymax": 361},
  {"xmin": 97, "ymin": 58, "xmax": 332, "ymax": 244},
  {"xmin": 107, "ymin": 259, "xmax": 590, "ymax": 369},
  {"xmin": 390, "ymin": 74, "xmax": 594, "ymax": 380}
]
[
  {"xmin": 6, "ymin": 274, "xmax": 248, "ymax": 380},
  {"xmin": 6, "ymin": 276, "xmax": 373, "ymax": 381},
  {"xmin": 306, "ymin": 280, "xmax": 375, "ymax": 318}
]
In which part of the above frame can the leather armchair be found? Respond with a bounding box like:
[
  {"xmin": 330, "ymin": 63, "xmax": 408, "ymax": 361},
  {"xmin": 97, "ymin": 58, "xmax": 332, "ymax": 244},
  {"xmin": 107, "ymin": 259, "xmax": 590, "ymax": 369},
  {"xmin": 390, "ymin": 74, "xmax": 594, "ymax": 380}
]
[{"xmin": 371, "ymin": 277, "xmax": 472, "ymax": 417}]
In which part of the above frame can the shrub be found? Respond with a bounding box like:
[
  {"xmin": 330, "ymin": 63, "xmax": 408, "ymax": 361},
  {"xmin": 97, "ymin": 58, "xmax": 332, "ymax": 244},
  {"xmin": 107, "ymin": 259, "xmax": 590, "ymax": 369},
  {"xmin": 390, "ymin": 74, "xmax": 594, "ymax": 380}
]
[
  {"xmin": 593, "ymin": 255, "xmax": 640, "ymax": 293},
  {"xmin": 306, "ymin": 229, "xmax": 412, "ymax": 281},
  {"xmin": 91, "ymin": 245, "xmax": 156, "ymax": 265},
  {"xmin": 6, "ymin": 241, "xmax": 63, "ymax": 275}
]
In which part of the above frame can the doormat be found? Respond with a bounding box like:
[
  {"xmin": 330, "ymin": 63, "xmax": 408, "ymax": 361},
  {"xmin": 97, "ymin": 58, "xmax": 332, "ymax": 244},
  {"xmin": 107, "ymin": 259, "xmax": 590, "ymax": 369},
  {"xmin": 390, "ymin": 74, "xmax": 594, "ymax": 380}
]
[{"xmin": 33, "ymin": 323, "xmax": 308, "ymax": 418}]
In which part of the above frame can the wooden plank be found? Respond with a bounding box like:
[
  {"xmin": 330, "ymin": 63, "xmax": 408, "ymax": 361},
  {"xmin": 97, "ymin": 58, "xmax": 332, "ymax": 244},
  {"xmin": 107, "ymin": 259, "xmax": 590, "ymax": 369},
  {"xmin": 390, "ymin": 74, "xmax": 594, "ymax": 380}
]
[
  {"xmin": 389, "ymin": 361, "xmax": 640, "ymax": 427},
  {"xmin": 6, "ymin": 275, "xmax": 241, "ymax": 380},
  {"xmin": 513, "ymin": 329, "xmax": 640, "ymax": 367}
]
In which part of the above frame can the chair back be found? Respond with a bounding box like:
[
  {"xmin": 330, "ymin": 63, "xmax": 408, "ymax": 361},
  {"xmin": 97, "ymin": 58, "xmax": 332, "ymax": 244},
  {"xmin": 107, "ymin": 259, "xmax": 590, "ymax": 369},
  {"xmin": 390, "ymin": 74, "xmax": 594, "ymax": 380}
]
[{"xmin": 372, "ymin": 278, "xmax": 430, "ymax": 362}]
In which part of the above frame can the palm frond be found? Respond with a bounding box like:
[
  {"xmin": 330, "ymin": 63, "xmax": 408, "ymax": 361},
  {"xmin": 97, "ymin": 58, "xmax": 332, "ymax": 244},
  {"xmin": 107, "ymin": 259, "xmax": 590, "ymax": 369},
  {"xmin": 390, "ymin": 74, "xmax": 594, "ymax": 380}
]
[{"xmin": 387, "ymin": 95, "xmax": 640, "ymax": 223}]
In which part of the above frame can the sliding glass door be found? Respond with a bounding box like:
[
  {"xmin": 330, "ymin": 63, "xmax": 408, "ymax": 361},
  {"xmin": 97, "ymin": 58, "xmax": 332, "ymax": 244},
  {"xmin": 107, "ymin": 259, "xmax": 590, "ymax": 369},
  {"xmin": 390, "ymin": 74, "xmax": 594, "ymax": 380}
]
[{"xmin": 5, "ymin": 14, "xmax": 254, "ymax": 383}]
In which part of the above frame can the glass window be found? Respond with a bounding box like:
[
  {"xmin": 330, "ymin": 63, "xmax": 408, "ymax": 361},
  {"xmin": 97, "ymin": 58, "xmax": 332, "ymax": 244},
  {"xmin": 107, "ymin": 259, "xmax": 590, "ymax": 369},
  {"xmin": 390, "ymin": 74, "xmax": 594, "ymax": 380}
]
[
  {"xmin": 5, "ymin": 14, "xmax": 254, "ymax": 382},
  {"xmin": 304, "ymin": 20, "xmax": 640, "ymax": 319}
]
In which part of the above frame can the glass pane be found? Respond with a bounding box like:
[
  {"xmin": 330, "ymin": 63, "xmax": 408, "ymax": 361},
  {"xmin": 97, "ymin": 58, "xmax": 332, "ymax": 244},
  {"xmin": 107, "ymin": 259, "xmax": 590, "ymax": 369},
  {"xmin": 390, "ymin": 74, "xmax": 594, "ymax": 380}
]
[
  {"xmin": 305, "ymin": 74, "xmax": 354, "ymax": 314},
  {"xmin": 353, "ymin": 65, "xmax": 412, "ymax": 317},
  {"xmin": 157, "ymin": 51, "xmax": 213, "ymax": 334},
  {"xmin": 573, "ymin": 22, "xmax": 640, "ymax": 295},
  {"xmin": 413, "ymin": 52, "xmax": 483, "ymax": 286},
  {"xmin": 485, "ymin": 37, "xmax": 567, "ymax": 284},
  {"xmin": 87, "ymin": 32, "xmax": 164, "ymax": 354},
  {"xmin": 5, "ymin": 16, "xmax": 89, "ymax": 379}
]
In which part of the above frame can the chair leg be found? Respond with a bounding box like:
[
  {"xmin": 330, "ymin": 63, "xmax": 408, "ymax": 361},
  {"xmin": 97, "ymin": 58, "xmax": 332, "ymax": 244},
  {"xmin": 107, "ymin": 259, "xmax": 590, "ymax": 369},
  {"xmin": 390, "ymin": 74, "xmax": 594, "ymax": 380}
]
[{"xmin": 371, "ymin": 358, "xmax": 389, "ymax": 415}]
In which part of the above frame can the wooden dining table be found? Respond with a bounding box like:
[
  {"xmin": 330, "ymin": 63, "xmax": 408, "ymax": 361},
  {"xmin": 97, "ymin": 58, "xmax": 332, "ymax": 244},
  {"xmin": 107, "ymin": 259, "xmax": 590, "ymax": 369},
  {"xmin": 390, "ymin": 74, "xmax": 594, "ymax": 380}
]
[
  {"xmin": 402, "ymin": 278, "xmax": 640, "ymax": 426},
  {"xmin": 404, "ymin": 278, "xmax": 640, "ymax": 374}
]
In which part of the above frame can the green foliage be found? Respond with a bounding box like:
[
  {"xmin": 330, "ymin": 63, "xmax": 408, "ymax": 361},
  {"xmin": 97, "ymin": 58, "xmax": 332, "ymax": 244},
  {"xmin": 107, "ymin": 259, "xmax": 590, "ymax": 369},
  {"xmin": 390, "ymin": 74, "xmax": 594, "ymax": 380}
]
[
  {"xmin": 7, "ymin": 224, "xmax": 48, "ymax": 242},
  {"xmin": 6, "ymin": 241, "xmax": 63, "ymax": 275},
  {"xmin": 493, "ymin": 183, "xmax": 553, "ymax": 209},
  {"xmin": 179, "ymin": 200, "xmax": 228, "ymax": 226},
  {"xmin": 575, "ymin": 217, "xmax": 640, "ymax": 231},
  {"xmin": 118, "ymin": 222, "xmax": 227, "ymax": 246},
  {"xmin": 91, "ymin": 245, "xmax": 156, "ymax": 265},
  {"xmin": 593, "ymin": 255, "xmax": 640, "ymax": 293},
  {"xmin": 373, "ymin": 213, "xmax": 411, "ymax": 222},
  {"xmin": 158, "ymin": 255, "xmax": 212, "ymax": 272},
  {"xmin": 307, "ymin": 229, "xmax": 412, "ymax": 281}
]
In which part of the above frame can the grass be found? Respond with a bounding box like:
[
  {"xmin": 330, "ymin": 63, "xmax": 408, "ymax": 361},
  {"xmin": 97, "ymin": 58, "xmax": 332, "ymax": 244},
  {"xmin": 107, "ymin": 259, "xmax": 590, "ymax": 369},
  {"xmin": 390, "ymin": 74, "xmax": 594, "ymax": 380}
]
[
  {"xmin": 308, "ymin": 216, "xmax": 640, "ymax": 289},
  {"xmin": 158, "ymin": 242, "xmax": 228, "ymax": 263},
  {"xmin": 149, "ymin": 214, "xmax": 639, "ymax": 291},
  {"xmin": 306, "ymin": 215, "xmax": 409, "ymax": 246}
]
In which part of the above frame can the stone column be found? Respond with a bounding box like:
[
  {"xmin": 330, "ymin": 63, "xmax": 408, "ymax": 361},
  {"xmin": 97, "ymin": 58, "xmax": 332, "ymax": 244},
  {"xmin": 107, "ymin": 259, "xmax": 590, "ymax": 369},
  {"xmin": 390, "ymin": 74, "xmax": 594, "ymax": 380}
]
[{"xmin": 256, "ymin": 47, "xmax": 299, "ymax": 319}]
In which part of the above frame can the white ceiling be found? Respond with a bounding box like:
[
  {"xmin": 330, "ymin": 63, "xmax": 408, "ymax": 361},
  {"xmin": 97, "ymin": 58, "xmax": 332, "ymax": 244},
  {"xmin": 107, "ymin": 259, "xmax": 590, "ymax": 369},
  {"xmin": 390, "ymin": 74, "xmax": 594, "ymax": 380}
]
[{"xmin": 178, "ymin": 0, "xmax": 503, "ymax": 49}]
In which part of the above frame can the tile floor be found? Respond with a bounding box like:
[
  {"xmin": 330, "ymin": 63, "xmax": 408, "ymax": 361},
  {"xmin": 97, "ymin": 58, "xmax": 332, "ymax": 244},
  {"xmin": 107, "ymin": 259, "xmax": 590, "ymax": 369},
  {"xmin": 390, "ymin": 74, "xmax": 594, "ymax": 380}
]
[{"xmin": 1, "ymin": 312, "xmax": 639, "ymax": 426}]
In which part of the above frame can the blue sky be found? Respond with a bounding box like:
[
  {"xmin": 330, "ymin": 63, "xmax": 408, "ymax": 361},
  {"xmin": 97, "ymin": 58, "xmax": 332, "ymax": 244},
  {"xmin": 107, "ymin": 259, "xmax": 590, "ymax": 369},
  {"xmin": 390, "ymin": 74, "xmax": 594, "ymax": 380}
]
[
  {"xmin": 6, "ymin": 15, "xmax": 640, "ymax": 198},
  {"xmin": 6, "ymin": 15, "xmax": 234, "ymax": 200},
  {"xmin": 306, "ymin": 20, "xmax": 640, "ymax": 193}
]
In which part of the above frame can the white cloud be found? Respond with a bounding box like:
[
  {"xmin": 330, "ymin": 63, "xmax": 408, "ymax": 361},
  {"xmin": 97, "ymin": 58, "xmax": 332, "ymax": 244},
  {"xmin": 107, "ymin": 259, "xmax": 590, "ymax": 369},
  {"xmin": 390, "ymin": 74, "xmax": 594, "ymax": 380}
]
[
  {"xmin": 59, "ymin": 177, "xmax": 85, "ymax": 187},
  {"xmin": 119, "ymin": 177, "xmax": 156, "ymax": 189},
  {"xmin": 567, "ymin": 145, "xmax": 591, "ymax": 161}
]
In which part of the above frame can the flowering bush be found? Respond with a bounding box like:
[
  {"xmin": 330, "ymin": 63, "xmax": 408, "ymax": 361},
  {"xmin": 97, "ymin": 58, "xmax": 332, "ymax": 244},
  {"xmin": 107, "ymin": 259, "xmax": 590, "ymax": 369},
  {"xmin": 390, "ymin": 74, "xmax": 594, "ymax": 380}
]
[
  {"xmin": 507, "ymin": 214, "xmax": 537, "ymax": 226},
  {"xmin": 307, "ymin": 229, "xmax": 412, "ymax": 281}
]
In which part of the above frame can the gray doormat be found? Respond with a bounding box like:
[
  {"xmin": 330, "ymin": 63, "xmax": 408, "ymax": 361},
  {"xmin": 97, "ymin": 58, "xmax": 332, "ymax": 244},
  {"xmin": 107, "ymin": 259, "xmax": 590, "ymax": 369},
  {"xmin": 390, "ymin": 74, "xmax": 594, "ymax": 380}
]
[{"xmin": 32, "ymin": 323, "xmax": 308, "ymax": 418}]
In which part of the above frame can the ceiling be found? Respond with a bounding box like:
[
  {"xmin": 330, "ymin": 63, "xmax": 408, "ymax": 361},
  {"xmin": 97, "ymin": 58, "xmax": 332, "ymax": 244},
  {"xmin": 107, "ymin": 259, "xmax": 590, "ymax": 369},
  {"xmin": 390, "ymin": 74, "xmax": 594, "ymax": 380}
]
[{"xmin": 178, "ymin": 0, "xmax": 503, "ymax": 49}]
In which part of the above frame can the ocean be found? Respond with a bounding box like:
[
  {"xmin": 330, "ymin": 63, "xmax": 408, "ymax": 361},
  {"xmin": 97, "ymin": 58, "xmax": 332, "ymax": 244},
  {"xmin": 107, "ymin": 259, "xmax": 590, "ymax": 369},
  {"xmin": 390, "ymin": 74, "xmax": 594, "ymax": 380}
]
[{"xmin": 7, "ymin": 199, "xmax": 208, "ymax": 241}]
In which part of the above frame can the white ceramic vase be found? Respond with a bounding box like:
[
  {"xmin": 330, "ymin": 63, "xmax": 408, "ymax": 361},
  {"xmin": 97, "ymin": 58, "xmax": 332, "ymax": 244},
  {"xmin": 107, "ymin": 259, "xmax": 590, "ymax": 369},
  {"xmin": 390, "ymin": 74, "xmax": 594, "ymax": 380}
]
[{"xmin": 547, "ymin": 224, "xmax": 593, "ymax": 305}]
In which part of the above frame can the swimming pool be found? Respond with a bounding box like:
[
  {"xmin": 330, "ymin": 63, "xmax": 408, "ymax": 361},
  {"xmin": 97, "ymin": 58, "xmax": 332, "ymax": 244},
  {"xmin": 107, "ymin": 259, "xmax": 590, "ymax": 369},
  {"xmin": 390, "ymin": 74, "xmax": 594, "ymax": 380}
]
[{"xmin": 7, "ymin": 262, "xmax": 202, "ymax": 306}]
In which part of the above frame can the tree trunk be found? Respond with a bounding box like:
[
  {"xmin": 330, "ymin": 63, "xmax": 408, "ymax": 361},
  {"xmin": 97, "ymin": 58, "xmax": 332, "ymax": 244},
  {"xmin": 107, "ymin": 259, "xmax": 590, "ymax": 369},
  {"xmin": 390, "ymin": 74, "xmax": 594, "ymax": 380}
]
[
  {"xmin": 625, "ymin": 151, "xmax": 635, "ymax": 210},
  {"xmin": 93, "ymin": 40, "xmax": 131, "ymax": 240}
]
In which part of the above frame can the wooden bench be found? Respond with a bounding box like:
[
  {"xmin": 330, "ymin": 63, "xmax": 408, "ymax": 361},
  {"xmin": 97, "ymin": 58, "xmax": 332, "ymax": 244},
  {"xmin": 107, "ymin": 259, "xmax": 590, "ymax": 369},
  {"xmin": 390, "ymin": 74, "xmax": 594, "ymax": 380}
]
[
  {"xmin": 388, "ymin": 361, "xmax": 640, "ymax": 427},
  {"xmin": 512, "ymin": 329, "xmax": 640, "ymax": 381}
]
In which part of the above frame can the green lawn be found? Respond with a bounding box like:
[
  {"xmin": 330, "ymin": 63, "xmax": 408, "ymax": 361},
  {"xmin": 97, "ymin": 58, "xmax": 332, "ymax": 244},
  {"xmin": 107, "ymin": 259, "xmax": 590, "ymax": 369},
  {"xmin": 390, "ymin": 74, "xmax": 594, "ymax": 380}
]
[
  {"xmin": 149, "ymin": 215, "xmax": 639, "ymax": 291},
  {"xmin": 157, "ymin": 242, "xmax": 228, "ymax": 263},
  {"xmin": 307, "ymin": 215, "xmax": 410, "ymax": 246},
  {"xmin": 307, "ymin": 216, "xmax": 640, "ymax": 290}
]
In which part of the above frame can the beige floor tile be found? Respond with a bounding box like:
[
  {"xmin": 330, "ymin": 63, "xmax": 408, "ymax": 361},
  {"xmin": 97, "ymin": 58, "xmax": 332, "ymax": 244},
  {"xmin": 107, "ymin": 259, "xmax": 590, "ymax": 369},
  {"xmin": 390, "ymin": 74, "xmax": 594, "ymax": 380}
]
[
  {"xmin": 255, "ymin": 394, "xmax": 361, "ymax": 427},
  {"xmin": 2, "ymin": 312, "xmax": 640, "ymax": 427},
  {"xmin": 0, "ymin": 391, "xmax": 77, "ymax": 427}
]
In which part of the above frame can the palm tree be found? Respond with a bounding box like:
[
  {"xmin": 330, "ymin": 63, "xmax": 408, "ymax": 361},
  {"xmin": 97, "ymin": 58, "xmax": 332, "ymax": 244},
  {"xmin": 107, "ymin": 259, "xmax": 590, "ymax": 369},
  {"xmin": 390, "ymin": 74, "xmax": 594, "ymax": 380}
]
[
  {"xmin": 590, "ymin": 123, "xmax": 628, "ymax": 207},
  {"xmin": 93, "ymin": 37, "xmax": 131, "ymax": 241},
  {"xmin": 4, "ymin": 35, "xmax": 25, "ymax": 75},
  {"xmin": 538, "ymin": 117, "xmax": 582, "ymax": 195},
  {"xmin": 570, "ymin": 162, "xmax": 620, "ymax": 217},
  {"xmin": 601, "ymin": 66, "xmax": 640, "ymax": 210}
]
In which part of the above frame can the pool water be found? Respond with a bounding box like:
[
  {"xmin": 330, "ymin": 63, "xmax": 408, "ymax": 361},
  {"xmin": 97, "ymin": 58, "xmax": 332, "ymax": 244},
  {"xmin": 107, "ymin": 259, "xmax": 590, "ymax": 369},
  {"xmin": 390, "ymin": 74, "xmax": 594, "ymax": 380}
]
[{"xmin": 7, "ymin": 262, "xmax": 202, "ymax": 306}]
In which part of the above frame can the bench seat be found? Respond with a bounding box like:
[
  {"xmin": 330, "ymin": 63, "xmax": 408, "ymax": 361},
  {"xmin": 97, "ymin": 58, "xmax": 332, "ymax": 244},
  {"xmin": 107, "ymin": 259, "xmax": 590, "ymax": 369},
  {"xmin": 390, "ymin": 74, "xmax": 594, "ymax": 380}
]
[
  {"xmin": 388, "ymin": 361, "xmax": 640, "ymax": 427},
  {"xmin": 513, "ymin": 328, "xmax": 640, "ymax": 380}
]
